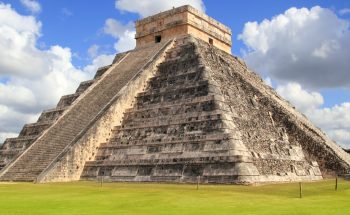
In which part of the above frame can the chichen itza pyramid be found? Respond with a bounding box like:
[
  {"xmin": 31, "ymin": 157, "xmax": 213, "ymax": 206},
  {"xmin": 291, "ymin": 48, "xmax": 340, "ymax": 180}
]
[{"xmin": 0, "ymin": 5, "xmax": 349, "ymax": 184}]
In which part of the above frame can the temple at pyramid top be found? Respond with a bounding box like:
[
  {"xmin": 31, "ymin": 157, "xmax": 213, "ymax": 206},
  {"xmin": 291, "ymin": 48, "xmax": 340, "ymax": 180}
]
[{"xmin": 135, "ymin": 5, "xmax": 232, "ymax": 53}]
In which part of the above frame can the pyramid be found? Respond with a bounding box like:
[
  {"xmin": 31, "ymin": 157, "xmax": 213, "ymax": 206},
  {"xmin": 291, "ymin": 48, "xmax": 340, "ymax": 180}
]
[{"xmin": 0, "ymin": 5, "xmax": 349, "ymax": 184}]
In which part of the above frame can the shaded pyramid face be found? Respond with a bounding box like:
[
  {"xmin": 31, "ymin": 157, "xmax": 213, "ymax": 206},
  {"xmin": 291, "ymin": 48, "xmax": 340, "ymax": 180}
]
[{"xmin": 81, "ymin": 36, "xmax": 349, "ymax": 183}]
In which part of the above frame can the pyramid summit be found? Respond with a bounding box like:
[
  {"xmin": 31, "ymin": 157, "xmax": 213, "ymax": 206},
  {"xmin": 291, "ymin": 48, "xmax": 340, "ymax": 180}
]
[{"xmin": 0, "ymin": 5, "xmax": 349, "ymax": 184}]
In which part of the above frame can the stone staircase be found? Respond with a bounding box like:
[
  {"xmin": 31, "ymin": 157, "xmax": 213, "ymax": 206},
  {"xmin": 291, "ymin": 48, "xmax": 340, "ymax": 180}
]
[
  {"xmin": 0, "ymin": 53, "xmax": 126, "ymax": 172},
  {"xmin": 81, "ymin": 37, "xmax": 255, "ymax": 183},
  {"xmin": 0, "ymin": 42, "xmax": 168, "ymax": 181}
]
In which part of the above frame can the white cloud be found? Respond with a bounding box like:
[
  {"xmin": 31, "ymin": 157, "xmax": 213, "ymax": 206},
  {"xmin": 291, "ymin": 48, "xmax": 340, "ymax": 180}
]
[
  {"xmin": 20, "ymin": 0, "xmax": 41, "ymax": 14},
  {"xmin": 115, "ymin": 0, "xmax": 205, "ymax": 17},
  {"xmin": 308, "ymin": 103, "xmax": 350, "ymax": 148},
  {"xmin": 327, "ymin": 129, "xmax": 350, "ymax": 147},
  {"xmin": 277, "ymin": 82, "xmax": 350, "ymax": 148},
  {"xmin": 239, "ymin": 6, "xmax": 350, "ymax": 147},
  {"xmin": 339, "ymin": 8, "xmax": 350, "ymax": 16},
  {"xmin": 276, "ymin": 82, "xmax": 324, "ymax": 112},
  {"xmin": 239, "ymin": 6, "xmax": 350, "ymax": 89},
  {"xmin": 113, "ymin": 29, "xmax": 135, "ymax": 52},
  {"xmin": 0, "ymin": 3, "xmax": 110, "ymax": 143},
  {"xmin": 88, "ymin": 44, "xmax": 99, "ymax": 58},
  {"xmin": 83, "ymin": 54, "xmax": 115, "ymax": 74},
  {"xmin": 103, "ymin": 19, "xmax": 135, "ymax": 52},
  {"xmin": 104, "ymin": 18, "xmax": 133, "ymax": 38},
  {"xmin": 309, "ymin": 103, "xmax": 350, "ymax": 131}
]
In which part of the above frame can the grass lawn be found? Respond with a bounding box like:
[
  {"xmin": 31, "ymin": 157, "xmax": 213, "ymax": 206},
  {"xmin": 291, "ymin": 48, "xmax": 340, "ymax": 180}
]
[{"xmin": 0, "ymin": 179, "xmax": 349, "ymax": 215}]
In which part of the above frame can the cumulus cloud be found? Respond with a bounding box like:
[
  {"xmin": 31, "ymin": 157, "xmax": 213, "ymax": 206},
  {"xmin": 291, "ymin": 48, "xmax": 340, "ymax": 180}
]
[
  {"xmin": 306, "ymin": 102, "xmax": 350, "ymax": 149},
  {"xmin": 0, "ymin": 3, "xmax": 111, "ymax": 143},
  {"xmin": 88, "ymin": 44, "xmax": 99, "ymax": 58},
  {"xmin": 239, "ymin": 6, "xmax": 350, "ymax": 147},
  {"xmin": 239, "ymin": 6, "xmax": 350, "ymax": 89},
  {"xmin": 83, "ymin": 54, "xmax": 115, "ymax": 74},
  {"xmin": 277, "ymin": 82, "xmax": 350, "ymax": 148},
  {"xmin": 103, "ymin": 18, "xmax": 135, "ymax": 52},
  {"xmin": 115, "ymin": 0, "xmax": 205, "ymax": 17},
  {"xmin": 276, "ymin": 83, "xmax": 324, "ymax": 112},
  {"xmin": 20, "ymin": 0, "xmax": 41, "ymax": 14},
  {"xmin": 339, "ymin": 8, "xmax": 350, "ymax": 16}
]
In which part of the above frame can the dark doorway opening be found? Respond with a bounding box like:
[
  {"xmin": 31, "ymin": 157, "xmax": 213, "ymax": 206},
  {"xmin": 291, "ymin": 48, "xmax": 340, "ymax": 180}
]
[
  {"xmin": 155, "ymin": 35, "xmax": 162, "ymax": 43},
  {"xmin": 209, "ymin": 38, "xmax": 213, "ymax": 45}
]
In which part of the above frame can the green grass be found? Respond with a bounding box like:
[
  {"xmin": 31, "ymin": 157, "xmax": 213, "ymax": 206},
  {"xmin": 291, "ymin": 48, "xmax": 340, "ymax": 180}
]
[{"xmin": 0, "ymin": 179, "xmax": 349, "ymax": 215}]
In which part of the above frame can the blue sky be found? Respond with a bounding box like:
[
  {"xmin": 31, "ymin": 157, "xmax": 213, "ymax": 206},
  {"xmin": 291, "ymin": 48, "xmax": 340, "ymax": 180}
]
[
  {"xmin": 0, "ymin": 0, "xmax": 350, "ymax": 147},
  {"xmin": 5, "ymin": 1, "xmax": 349, "ymax": 68}
]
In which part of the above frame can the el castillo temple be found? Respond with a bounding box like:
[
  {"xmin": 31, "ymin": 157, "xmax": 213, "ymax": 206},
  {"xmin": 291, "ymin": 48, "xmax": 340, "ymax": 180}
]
[{"xmin": 0, "ymin": 5, "xmax": 349, "ymax": 184}]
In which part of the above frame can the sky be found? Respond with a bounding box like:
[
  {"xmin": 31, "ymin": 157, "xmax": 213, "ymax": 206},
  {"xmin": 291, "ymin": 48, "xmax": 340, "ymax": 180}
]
[{"xmin": 0, "ymin": 0, "xmax": 349, "ymax": 148}]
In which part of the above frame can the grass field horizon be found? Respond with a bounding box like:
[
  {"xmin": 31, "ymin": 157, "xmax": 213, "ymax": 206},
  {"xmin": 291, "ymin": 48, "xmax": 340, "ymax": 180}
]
[{"xmin": 0, "ymin": 179, "xmax": 349, "ymax": 215}]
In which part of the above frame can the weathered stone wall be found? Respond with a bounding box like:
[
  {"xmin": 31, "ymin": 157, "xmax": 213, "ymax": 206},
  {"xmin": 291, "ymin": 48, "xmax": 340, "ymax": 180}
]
[
  {"xmin": 135, "ymin": 5, "xmax": 231, "ymax": 53},
  {"xmin": 81, "ymin": 36, "xmax": 260, "ymax": 184},
  {"xmin": 136, "ymin": 25, "xmax": 188, "ymax": 47},
  {"xmin": 187, "ymin": 25, "xmax": 231, "ymax": 54},
  {"xmin": 195, "ymin": 39, "xmax": 322, "ymax": 183},
  {"xmin": 195, "ymin": 38, "xmax": 350, "ymax": 177}
]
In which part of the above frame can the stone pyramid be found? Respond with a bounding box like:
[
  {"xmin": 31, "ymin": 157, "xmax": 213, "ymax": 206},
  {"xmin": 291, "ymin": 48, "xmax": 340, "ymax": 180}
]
[{"xmin": 0, "ymin": 5, "xmax": 349, "ymax": 184}]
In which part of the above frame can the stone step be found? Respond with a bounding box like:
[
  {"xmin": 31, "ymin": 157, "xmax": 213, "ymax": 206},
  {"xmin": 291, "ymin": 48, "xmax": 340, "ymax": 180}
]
[
  {"xmin": 0, "ymin": 171, "xmax": 41, "ymax": 181},
  {"xmin": 93, "ymin": 65, "xmax": 111, "ymax": 79},
  {"xmin": 120, "ymin": 112, "xmax": 223, "ymax": 129},
  {"xmin": 137, "ymin": 80, "xmax": 208, "ymax": 96},
  {"xmin": 125, "ymin": 95, "xmax": 215, "ymax": 113},
  {"xmin": 149, "ymin": 67, "xmax": 204, "ymax": 82},
  {"xmin": 0, "ymin": 135, "xmax": 38, "ymax": 170},
  {"xmin": 81, "ymin": 160, "xmax": 245, "ymax": 183},
  {"xmin": 56, "ymin": 93, "xmax": 79, "ymax": 108},
  {"xmin": 113, "ymin": 116, "xmax": 223, "ymax": 132},
  {"xmin": 106, "ymin": 133, "xmax": 229, "ymax": 148},
  {"xmin": 107, "ymin": 132, "xmax": 230, "ymax": 145},
  {"xmin": 81, "ymin": 174, "xmax": 240, "ymax": 184},
  {"xmin": 37, "ymin": 107, "xmax": 67, "ymax": 123},
  {"xmin": 147, "ymin": 70, "xmax": 204, "ymax": 90},
  {"xmin": 122, "ymin": 102, "xmax": 217, "ymax": 123},
  {"xmin": 123, "ymin": 108, "xmax": 222, "ymax": 123},
  {"xmin": 135, "ymin": 81, "xmax": 209, "ymax": 106},
  {"xmin": 157, "ymin": 56, "xmax": 200, "ymax": 75},
  {"xmin": 75, "ymin": 80, "xmax": 95, "ymax": 94},
  {"xmin": 18, "ymin": 121, "xmax": 53, "ymax": 137},
  {"xmin": 85, "ymin": 155, "xmax": 247, "ymax": 167},
  {"xmin": 1, "ymin": 135, "xmax": 37, "ymax": 149}
]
